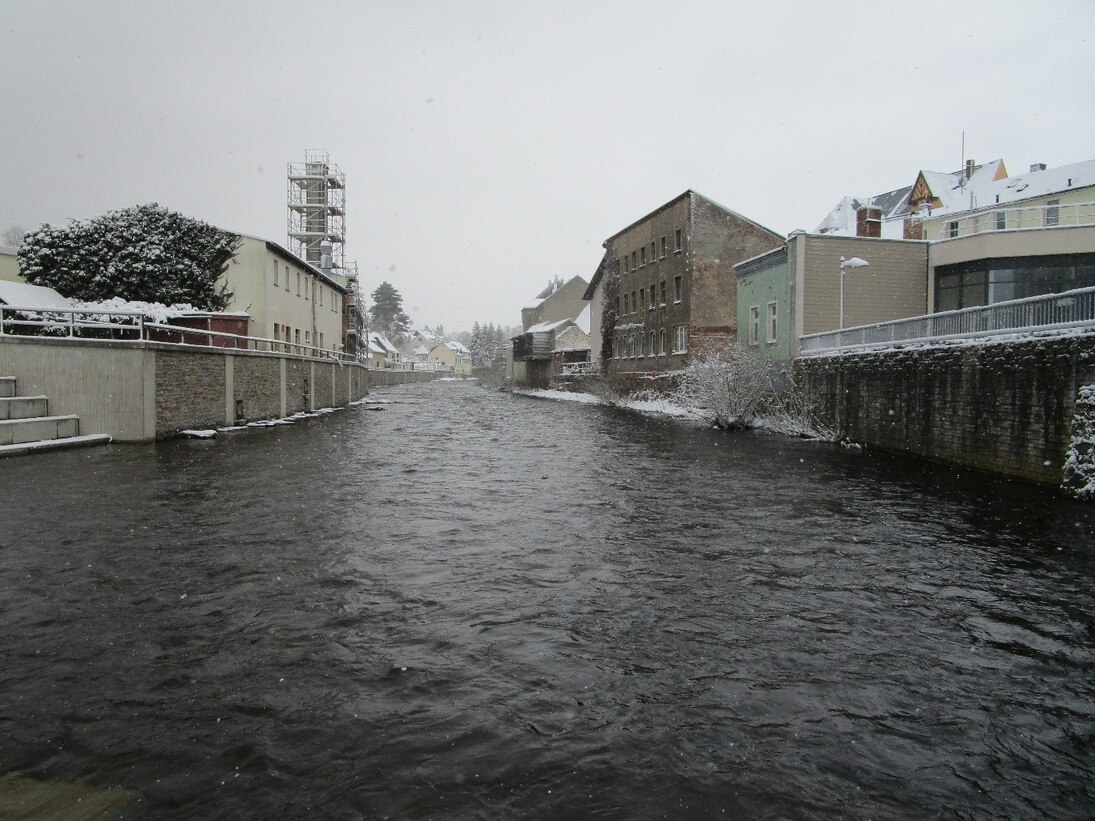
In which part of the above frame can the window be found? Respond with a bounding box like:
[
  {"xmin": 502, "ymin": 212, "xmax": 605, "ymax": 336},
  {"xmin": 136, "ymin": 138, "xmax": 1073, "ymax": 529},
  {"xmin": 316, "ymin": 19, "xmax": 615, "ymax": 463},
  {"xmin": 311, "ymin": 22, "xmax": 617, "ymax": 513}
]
[
  {"xmin": 285, "ymin": 266, "xmax": 290, "ymax": 292},
  {"xmin": 623, "ymin": 293, "xmax": 629, "ymax": 314},
  {"xmin": 616, "ymin": 336, "xmax": 622, "ymax": 358},
  {"xmin": 616, "ymin": 259, "xmax": 621, "ymax": 276},
  {"xmin": 623, "ymin": 256, "xmax": 629, "ymax": 274},
  {"xmin": 675, "ymin": 228, "xmax": 683, "ymax": 252},
  {"xmin": 319, "ymin": 333, "xmax": 324, "ymax": 349},
  {"xmin": 631, "ymin": 291, "xmax": 637, "ymax": 313},
  {"xmin": 648, "ymin": 287, "xmax": 655, "ymax": 310},
  {"xmin": 294, "ymin": 329, "xmax": 301, "ymax": 346},
  {"xmin": 659, "ymin": 328, "xmax": 667, "ymax": 355},
  {"xmin": 748, "ymin": 306, "xmax": 760, "ymax": 345},
  {"xmin": 673, "ymin": 275, "xmax": 682, "ymax": 303},
  {"xmin": 766, "ymin": 301, "xmax": 777, "ymax": 343},
  {"xmin": 673, "ymin": 324, "xmax": 688, "ymax": 353},
  {"xmin": 319, "ymin": 287, "xmax": 324, "ymax": 307},
  {"xmin": 305, "ymin": 331, "xmax": 310, "ymax": 346},
  {"xmin": 660, "ymin": 236, "xmax": 667, "ymax": 258},
  {"xmin": 660, "ymin": 280, "xmax": 666, "ymax": 305},
  {"xmin": 273, "ymin": 322, "xmax": 280, "ymax": 344},
  {"xmin": 273, "ymin": 262, "xmax": 278, "ymax": 287},
  {"xmin": 650, "ymin": 242, "xmax": 656, "ymax": 264},
  {"xmin": 995, "ymin": 210, "xmax": 1006, "ymax": 230},
  {"xmin": 638, "ymin": 288, "xmax": 645, "ymax": 311},
  {"xmin": 297, "ymin": 272, "xmax": 302, "ymax": 296},
  {"xmin": 649, "ymin": 331, "xmax": 656, "ymax": 355},
  {"xmin": 947, "ymin": 221, "xmax": 959, "ymax": 239},
  {"xmin": 631, "ymin": 251, "xmax": 637, "ymax": 269},
  {"xmin": 640, "ymin": 247, "xmax": 646, "ymax": 267},
  {"xmin": 617, "ymin": 296, "xmax": 623, "ymax": 316},
  {"xmin": 1046, "ymin": 199, "xmax": 1060, "ymax": 227}
]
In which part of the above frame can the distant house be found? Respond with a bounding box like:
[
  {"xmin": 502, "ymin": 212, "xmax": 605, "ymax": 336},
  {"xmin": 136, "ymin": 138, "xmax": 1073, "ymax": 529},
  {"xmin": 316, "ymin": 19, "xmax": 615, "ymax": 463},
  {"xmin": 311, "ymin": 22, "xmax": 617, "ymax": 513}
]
[
  {"xmin": 366, "ymin": 332, "xmax": 403, "ymax": 369},
  {"xmin": 509, "ymin": 274, "xmax": 589, "ymax": 386},
  {"xmin": 428, "ymin": 340, "xmax": 472, "ymax": 374},
  {"xmin": 734, "ymin": 233, "xmax": 929, "ymax": 367},
  {"xmin": 595, "ymin": 190, "xmax": 783, "ymax": 376}
]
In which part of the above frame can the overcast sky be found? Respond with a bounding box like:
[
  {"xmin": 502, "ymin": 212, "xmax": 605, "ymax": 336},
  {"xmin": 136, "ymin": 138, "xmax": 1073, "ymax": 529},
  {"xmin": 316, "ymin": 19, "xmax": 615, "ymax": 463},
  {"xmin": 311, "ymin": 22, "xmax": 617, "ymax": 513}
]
[{"xmin": 2, "ymin": 1, "xmax": 1092, "ymax": 330}]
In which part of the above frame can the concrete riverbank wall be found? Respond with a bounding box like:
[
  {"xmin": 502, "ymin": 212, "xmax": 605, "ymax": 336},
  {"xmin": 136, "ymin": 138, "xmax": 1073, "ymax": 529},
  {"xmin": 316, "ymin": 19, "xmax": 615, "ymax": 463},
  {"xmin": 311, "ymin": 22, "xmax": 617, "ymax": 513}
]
[
  {"xmin": 1, "ymin": 337, "xmax": 368, "ymax": 441},
  {"xmin": 365, "ymin": 369, "xmax": 448, "ymax": 387},
  {"xmin": 795, "ymin": 333, "xmax": 1095, "ymax": 485}
]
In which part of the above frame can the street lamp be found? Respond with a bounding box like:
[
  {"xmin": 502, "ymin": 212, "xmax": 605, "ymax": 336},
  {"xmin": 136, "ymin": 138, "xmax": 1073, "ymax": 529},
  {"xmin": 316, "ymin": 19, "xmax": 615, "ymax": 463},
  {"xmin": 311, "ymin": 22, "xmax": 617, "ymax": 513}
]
[{"xmin": 839, "ymin": 256, "xmax": 870, "ymax": 331}]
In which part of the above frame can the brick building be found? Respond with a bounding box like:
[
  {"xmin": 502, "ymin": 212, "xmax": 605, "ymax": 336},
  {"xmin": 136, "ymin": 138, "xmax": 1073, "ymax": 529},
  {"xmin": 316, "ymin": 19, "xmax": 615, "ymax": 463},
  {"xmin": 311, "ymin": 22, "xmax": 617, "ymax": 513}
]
[{"xmin": 594, "ymin": 190, "xmax": 783, "ymax": 375}]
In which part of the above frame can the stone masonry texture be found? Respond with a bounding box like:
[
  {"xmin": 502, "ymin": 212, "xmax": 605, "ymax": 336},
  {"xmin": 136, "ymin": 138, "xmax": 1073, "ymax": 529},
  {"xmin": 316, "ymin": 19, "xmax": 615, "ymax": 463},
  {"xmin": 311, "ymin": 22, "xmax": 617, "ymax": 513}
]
[
  {"xmin": 795, "ymin": 334, "xmax": 1095, "ymax": 484},
  {"xmin": 155, "ymin": 350, "xmax": 226, "ymax": 438}
]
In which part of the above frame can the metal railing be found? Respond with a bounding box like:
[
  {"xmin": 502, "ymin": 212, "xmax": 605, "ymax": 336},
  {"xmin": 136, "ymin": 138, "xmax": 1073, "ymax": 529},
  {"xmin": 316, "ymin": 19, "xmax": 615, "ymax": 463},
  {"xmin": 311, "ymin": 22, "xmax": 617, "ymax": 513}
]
[
  {"xmin": 561, "ymin": 361, "xmax": 593, "ymax": 375},
  {"xmin": 930, "ymin": 200, "xmax": 1095, "ymax": 239},
  {"xmin": 0, "ymin": 305, "xmax": 357, "ymax": 362},
  {"xmin": 799, "ymin": 286, "xmax": 1095, "ymax": 354}
]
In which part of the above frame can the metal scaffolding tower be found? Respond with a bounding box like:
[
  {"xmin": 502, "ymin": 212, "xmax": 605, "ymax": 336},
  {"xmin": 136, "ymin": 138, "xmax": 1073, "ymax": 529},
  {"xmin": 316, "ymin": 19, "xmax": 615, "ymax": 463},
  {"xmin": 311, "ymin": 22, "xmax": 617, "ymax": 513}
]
[{"xmin": 287, "ymin": 150, "xmax": 345, "ymax": 270}]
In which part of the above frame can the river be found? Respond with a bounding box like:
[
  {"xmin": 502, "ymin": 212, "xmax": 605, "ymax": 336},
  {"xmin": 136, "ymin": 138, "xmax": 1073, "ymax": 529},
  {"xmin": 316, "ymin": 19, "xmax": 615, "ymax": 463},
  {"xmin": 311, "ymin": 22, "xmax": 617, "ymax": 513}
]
[{"xmin": 2, "ymin": 379, "xmax": 1094, "ymax": 819}]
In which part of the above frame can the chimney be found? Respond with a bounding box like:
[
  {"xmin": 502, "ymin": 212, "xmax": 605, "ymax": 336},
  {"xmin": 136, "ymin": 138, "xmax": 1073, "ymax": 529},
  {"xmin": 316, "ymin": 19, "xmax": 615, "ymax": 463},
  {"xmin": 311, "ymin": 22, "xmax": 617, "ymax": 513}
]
[
  {"xmin": 1030, "ymin": 162, "xmax": 1047, "ymax": 173},
  {"xmin": 965, "ymin": 159, "xmax": 975, "ymax": 180},
  {"xmin": 856, "ymin": 205, "xmax": 882, "ymax": 238}
]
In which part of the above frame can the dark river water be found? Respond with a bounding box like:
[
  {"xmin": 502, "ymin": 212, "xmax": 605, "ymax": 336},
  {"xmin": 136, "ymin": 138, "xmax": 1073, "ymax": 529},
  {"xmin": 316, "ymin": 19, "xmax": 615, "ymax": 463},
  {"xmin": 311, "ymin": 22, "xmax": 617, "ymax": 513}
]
[{"xmin": 2, "ymin": 379, "xmax": 1095, "ymax": 819}]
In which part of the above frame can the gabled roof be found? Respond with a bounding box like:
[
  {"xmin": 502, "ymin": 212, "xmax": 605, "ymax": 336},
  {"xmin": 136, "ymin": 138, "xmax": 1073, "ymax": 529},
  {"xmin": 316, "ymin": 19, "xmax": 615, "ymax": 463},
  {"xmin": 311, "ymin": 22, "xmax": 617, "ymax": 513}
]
[
  {"xmin": 367, "ymin": 331, "xmax": 398, "ymax": 354},
  {"xmin": 429, "ymin": 340, "xmax": 470, "ymax": 356},
  {"xmin": 927, "ymin": 157, "xmax": 1095, "ymax": 218},
  {"xmin": 913, "ymin": 159, "xmax": 1007, "ymax": 214},
  {"xmin": 603, "ymin": 189, "xmax": 780, "ymax": 245}
]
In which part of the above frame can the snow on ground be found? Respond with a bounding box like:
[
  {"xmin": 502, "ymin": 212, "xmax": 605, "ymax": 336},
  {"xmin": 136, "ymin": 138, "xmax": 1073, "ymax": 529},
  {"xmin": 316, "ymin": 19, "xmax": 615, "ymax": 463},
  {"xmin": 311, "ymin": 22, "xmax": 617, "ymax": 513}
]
[
  {"xmin": 805, "ymin": 327, "xmax": 1095, "ymax": 359},
  {"xmin": 179, "ymin": 429, "xmax": 216, "ymax": 438},
  {"xmin": 513, "ymin": 388, "xmax": 602, "ymax": 404}
]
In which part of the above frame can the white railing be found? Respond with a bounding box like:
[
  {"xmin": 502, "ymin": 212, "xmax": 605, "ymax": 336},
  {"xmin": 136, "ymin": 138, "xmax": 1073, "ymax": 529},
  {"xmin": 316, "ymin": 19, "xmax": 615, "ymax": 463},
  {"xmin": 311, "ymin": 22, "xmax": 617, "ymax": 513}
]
[
  {"xmin": 0, "ymin": 305, "xmax": 357, "ymax": 362},
  {"xmin": 930, "ymin": 200, "xmax": 1095, "ymax": 240},
  {"xmin": 799, "ymin": 286, "xmax": 1095, "ymax": 354}
]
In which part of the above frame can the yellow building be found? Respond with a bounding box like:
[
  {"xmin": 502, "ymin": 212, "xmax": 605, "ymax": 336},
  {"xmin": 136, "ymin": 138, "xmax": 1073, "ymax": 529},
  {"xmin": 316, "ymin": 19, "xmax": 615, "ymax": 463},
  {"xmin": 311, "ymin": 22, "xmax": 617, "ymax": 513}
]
[
  {"xmin": 0, "ymin": 246, "xmax": 23, "ymax": 283},
  {"xmin": 428, "ymin": 341, "xmax": 472, "ymax": 374},
  {"xmin": 223, "ymin": 234, "xmax": 347, "ymax": 354}
]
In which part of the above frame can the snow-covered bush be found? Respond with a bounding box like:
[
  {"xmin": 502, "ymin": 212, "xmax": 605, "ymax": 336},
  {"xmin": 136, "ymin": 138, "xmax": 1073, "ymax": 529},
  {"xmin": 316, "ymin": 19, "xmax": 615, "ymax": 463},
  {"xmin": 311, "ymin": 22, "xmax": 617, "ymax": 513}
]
[
  {"xmin": 1062, "ymin": 385, "xmax": 1095, "ymax": 500},
  {"xmin": 670, "ymin": 343, "xmax": 772, "ymax": 430},
  {"xmin": 18, "ymin": 204, "xmax": 239, "ymax": 310}
]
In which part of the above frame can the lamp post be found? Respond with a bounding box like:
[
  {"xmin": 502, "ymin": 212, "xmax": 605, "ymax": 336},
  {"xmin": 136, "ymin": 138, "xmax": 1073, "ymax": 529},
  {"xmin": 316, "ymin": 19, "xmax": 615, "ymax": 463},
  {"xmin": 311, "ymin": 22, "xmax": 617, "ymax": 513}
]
[{"xmin": 839, "ymin": 255, "xmax": 870, "ymax": 331}]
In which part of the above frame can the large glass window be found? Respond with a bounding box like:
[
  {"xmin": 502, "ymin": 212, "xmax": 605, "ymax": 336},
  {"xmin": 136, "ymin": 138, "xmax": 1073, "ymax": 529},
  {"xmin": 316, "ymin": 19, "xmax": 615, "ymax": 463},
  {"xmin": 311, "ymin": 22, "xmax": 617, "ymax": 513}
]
[{"xmin": 935, "ymin": 253, "xmax": 1095, "ymax": 311}]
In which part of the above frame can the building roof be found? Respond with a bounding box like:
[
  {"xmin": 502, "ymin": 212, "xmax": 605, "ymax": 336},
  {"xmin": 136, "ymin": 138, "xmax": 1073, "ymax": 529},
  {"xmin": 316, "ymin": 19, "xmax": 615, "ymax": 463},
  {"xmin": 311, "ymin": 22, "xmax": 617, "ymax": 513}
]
[
  {"xmin": 603, "ymin": 189, "xmax": 781, "ymax": 245},
  {"xmin": 915, "ymin": 159, "xmax": 1007, "ymax": 216},
  {"xmin": 367, "ymin": 331, "xmax": 398, "ymax": 355},
  {"xmin": 0, "ymin": 280, "xmax": 71, "ymax": 310},
  {"xmin": 927, "ymin": 157, "xmax": 1095, "ymax": 218},
  {"xmin": 234, "ymin": 231, "xmax": 348, "ymax": 293}
]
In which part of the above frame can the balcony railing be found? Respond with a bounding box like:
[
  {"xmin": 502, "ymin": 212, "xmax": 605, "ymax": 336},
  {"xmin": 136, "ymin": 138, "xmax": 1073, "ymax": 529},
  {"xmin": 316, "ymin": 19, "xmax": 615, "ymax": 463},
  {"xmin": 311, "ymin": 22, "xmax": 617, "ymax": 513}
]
[
  {"xmin": 0, "ymin": 305, "xmax": 357, "ymax": 362},
  {"xmin": 931, "ymin": 200, "xmax": 1095, "ymax": 239},
  {"xmin": 799, "ymin": 286, "xmax": 1095, "ymax": 355}
]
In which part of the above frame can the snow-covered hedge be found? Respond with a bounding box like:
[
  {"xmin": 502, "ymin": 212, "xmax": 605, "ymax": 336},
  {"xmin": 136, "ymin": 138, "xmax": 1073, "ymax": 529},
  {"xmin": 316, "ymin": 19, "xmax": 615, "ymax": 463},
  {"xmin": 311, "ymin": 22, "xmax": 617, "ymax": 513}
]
[{"xmin": 18, "ymin": 204, "xmax": 239, "ymax": 310}]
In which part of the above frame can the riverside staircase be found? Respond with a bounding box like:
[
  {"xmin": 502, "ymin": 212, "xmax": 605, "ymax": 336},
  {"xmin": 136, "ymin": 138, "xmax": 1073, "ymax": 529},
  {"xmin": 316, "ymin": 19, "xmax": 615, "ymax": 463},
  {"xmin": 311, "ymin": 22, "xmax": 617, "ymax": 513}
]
[{"xmin": 0, "ymin": 376, "xmax": 111, "ymax": 458}]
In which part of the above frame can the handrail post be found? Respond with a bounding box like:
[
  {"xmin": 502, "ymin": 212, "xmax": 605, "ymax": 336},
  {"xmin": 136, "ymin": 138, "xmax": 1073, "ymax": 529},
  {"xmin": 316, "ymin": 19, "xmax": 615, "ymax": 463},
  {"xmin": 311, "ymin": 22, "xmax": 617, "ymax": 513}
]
[{"xmin": 68, "ymin": 310, "xmax": 75, "ymax": 338}]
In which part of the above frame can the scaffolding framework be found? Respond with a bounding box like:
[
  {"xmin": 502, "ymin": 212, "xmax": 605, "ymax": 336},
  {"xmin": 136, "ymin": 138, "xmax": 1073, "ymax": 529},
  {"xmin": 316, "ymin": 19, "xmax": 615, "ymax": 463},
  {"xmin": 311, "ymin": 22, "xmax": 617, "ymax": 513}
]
[{"xmin": 287, "ymin": 150, "xmax": 345, "ymax": 270}]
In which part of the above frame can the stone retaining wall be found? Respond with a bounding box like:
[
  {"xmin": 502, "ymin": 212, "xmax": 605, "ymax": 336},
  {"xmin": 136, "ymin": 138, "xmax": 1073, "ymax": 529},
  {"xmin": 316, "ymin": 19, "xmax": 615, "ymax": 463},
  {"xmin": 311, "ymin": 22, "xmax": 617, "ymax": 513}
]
[
  {"xmin": 795, "ymin": 333, "xmax": 1095, "ymax": 485},
  {"xmin": 0, "ymin": 337, "xmax": 369, "ymax": 441}
]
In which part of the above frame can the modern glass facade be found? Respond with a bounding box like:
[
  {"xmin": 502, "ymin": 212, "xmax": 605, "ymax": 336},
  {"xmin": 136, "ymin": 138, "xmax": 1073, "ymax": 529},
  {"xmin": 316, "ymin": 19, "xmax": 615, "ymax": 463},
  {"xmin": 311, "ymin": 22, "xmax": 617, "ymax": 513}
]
[{"xmin": 935, "ymin": 253, "xmax": 1095, "ymax": 312}]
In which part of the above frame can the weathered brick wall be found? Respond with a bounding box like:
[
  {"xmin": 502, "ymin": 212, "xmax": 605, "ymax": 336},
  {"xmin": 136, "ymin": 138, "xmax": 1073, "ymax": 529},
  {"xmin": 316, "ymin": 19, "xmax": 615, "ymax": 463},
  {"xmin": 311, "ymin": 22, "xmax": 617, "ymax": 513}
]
[
  {"xmin": 155, "ymin": 350, "xmax": 225, "ymax": 436},
  {"xmin": 795, "ymin": 334, "xmax": 1095, "ymax": 484},
  {"xmin": 233, "ymin": 355, "xmax": 281, "ymax": 423}
]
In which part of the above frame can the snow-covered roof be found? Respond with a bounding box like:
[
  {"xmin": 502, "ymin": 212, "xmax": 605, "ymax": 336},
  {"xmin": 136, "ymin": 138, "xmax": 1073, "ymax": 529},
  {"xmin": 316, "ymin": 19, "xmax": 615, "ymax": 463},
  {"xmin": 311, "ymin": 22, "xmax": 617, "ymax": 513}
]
[
  {"xmin": 815, "ymin": 188, "xmax": 912, "ymax": 239},
  {"xmin": 526, "ymin": 317, "xmax": 574, "ymax": 334},
  {"xmin": 927, "ymin": 158, "xmax": 1095, "ymax": 218},
  {"xmin": 522, "ymin": 297, "xmax": 546, "ymax": 310},
  {"xmin": 410, "ymin": 329, "xmax": 437, "ymax": 341},
  {"xmin": 0, "ymin": 280, "xmax": 72, "ymax": 310},
  {"xmin": 444, "ymin": 340, "xmax": 470, "ymax": 354},
  {"xmin": 367, "ymin": 332, "xmax": 398, "ymax": 354},
  {"xmin": 413, "ymin": 345, "xmax": 430, "ymax": 355}
]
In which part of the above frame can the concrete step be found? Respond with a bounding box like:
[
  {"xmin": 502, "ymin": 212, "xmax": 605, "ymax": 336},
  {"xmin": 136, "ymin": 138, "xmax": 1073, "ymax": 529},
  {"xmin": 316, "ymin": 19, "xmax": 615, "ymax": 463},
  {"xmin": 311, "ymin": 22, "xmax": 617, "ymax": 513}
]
[
  {"xmin": 0, "ymin": 396, "xmax": 48, "ymax": 420},
  {"xmin": 0, "ymin": 414, "xmax": 79, "ymax": 445},
  {"xmin": 0, "ymin": 433, "xmax": 112, "ymax": 459},
  {"xmin": 0, "ymin": 377, "xmax": 13, "ymax": 398}
]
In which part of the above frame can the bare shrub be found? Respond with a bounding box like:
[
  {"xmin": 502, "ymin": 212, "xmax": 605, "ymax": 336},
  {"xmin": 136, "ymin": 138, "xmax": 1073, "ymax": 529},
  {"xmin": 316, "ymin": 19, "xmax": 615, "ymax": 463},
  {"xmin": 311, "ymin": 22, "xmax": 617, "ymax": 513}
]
[{"xmin": 670, "ymin": 343, "xmax": 771, "ymax": 429}]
